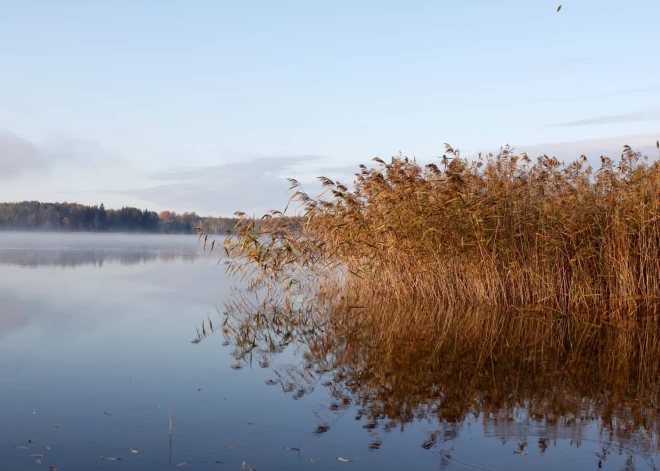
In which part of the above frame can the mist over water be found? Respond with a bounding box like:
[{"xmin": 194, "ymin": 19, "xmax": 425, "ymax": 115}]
[{"xmin": 0, "ymin": 232, "xmax": 202, "ymax": 268}]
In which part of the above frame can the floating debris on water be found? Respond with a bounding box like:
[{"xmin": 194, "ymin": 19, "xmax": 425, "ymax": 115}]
[
  {"xmin": 225, "ymin": 444, "xmax": 236, "ymax": 448},
  {"xmin": 513, "ymin": 450, "xmax": 528, "ymax": 455},
  {"xmin": 32, "ymin": 411, "xmax": 37, "ymax": 415},
  {"xmin": 35, "ymin": 459, "xmax": 42, "ymax": 464},
  {"xmin": 100, "ymin": 456, "xmax": 122, "ymax": 460},
  {"xmin": 28, "ymin": 440, "xmax": 36, "ymax": 443},
  {"xmin": 49, "ymin": 467, "xmax": 58, "ymax": 471},
  {"xmin": 336, "ymin": 457, "xmax": 353, "ymax": 462},
  {"xmin": 230, "ymin": 362, "xmax": 243, "ymax": 370},
  {"xmin": 53, "ymin": 424, "xmax": 60, "ymax": 428},
  {"xmin": 197, "ymin": 388, "xmax": 202, "ymax": 392},
  {"xmin": 43, "ymin": 446, "xmax": 52, "ymax": 451},
  {"xmin": 421, "ymin": 439, "xmax": 434, "ymax": 449},
  {"xmin": 13, "ymin": 445, "xmax": 29, "ymax": 449},
  {"xmin": 314, "ymin": 425, "xmax": 330, "ymax": 435},
  {"xmin": 248, "ymin": 467, "xmax": 256, "ymax": 471},
  {"xmin": 176, "ymin": 462, "xmax": 191, "ymax": 467},
  {"xmin": 214, "ymin": 460, "xmax": 224, "ymax": 464},
  {"xmin": 247, "ymin": 422, "xmax": 256, "ymax": 425},
  {"xmin": 103, "ymin": 412, "xmax": 113, "ymax": 416},
  {"xmin": 31, "ymin": 454, "xmax": 44, "ymax": 458},
  {"xmin": 368, "ymin": 439, "xmax": 382, "ymax": 451},
  {"xmin": 264, "ymin": 379, "xmax": 279, "ymax": 386},
  {"xmin": 129, "ymin": 448, "xmax": 139, "ymax": 454}
]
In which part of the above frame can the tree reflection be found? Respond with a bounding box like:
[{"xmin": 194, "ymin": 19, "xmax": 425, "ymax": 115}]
[{"xmin": 0, "ymin": 248, "xmax": 197, "ymax": 267}]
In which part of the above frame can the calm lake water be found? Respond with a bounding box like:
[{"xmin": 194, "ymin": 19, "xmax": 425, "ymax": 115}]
[{"xmin": 1, "ymin": 232, "xmax": 659, "ymax": 470}]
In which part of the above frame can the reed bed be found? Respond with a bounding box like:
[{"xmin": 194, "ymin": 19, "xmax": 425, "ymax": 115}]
[
  {"xmin": 199, "ymin": 142, "xmax": 660, "ymax": 323},
  {"xmin": 195, "ymin": 142, "xmax": 660, "ymax": 461},
  {"xmin": 196, "ymin": 142, "xmax": 660, "ymax": 378}
]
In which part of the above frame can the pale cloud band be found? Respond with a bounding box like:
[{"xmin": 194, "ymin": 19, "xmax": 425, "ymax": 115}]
[
  {"xmin": 118, "ymin": 155, "xmax": 328, "ymax": 217},
  {"xmin": 0, "ymin": 129, "xmax": 122, "ymax": 180},
  {"xmin": 0, "ymin": 130, "xmax": 45, "ymax": 179},
  {"xmin": 508, "ymin": 131, "xmax": 659, "ymax": 165},
  {"xmin": 116, "ymin": 132, "xmax": 660, "ymax": 218},
  {"xmin": 2, "ymin": 127, "xmax": 659, "ymax": 218},
  {"xmin": 552, "ymin": 109, "xmax": 660, "ymax": 127}
]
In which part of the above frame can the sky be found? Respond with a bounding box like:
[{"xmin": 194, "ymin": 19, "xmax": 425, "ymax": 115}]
[{"xmin": 0, "ymin": 0, "xmax": 659, "ymax": 217}]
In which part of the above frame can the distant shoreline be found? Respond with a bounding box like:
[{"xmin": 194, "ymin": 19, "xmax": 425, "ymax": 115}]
[{"xmin": 0, "ymin": 201, "xmax": 298, "ymax": 235}]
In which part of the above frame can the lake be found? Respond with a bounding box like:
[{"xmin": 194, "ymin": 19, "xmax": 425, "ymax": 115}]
[{"xmin": 1, "ymin": 232, "xmax": 659, "ymax": 470}]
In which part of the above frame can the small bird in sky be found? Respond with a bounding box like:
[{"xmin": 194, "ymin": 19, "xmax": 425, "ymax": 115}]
[{"xmin": 557, "ymin": 5, "xmax": 562, "ymax": 12}]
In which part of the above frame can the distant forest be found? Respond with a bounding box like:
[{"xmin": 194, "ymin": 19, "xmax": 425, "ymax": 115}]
[{"xmin": 0, "ymin": 201, "xmax": 295, "ymax": 234}]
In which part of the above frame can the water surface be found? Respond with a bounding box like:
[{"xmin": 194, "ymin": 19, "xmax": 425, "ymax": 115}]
[{"xmin": 1, "ymin": 232, "xmax": 658, "ymax": 470}]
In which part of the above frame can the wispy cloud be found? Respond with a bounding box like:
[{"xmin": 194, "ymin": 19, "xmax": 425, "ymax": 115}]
[
  {"xmin": 146, "ymin": 155, "xmax": 322, "ymax": 182},
  {"xmin": 0, "ymin": 129, "xmax": 123, "ymax": 180},
  {"xmin": 551, "ymin": 109, "xmax": 660, "ymax": 127},
  {"xmin": 596, "ymin": 85, "xmax": 660, "ymax": 97},
  {"xmin": 43, "ymin": 136, "xmax": 124, "ymax": 167},
  {"xmin": 508, "ymin": 131, "xmax": 660, "ymax": 163},
  {"xmin": 540, "ymin": 56, "xmax": 595, "ymax": 68},
  {"xmin": 0, "ymin": 130, "xmax": 46, "ymax": 179},
  {"xmin": 118, "ymin": 155, "xmax": 327, "ymax": 217},
  {"xmin": 523, "ymin": 83, "xmax": 660, "ymax": 106}
]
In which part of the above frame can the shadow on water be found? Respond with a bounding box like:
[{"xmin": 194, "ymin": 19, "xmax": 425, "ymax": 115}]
[{"xmin": 195, "ymin": 288, "xmax": 660, "ymax": 470}]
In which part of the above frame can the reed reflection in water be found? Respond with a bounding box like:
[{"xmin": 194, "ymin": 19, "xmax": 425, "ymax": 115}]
[{"xmin": 197, "ymin": 290, "xmax": 660, "ymax": 470}]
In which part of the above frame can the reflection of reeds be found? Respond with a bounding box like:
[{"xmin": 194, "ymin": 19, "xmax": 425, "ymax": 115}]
[
  {"xmin": 194, "ymin": 142, "xmax": 660, "ymax": 464},
  {"xmin": 204, "ymin": 288, "xmax": 660, "ymax": 464}
]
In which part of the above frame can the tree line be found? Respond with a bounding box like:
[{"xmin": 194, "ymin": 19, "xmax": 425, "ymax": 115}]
[{"xmin": 0, "ymin": 201, "xmax": 297, "ymax": 234}]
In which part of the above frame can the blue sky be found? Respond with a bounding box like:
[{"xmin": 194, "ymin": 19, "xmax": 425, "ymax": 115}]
[{"xmin": 1, "ymin": 0, "xmax": 659, "ymax": 216}]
